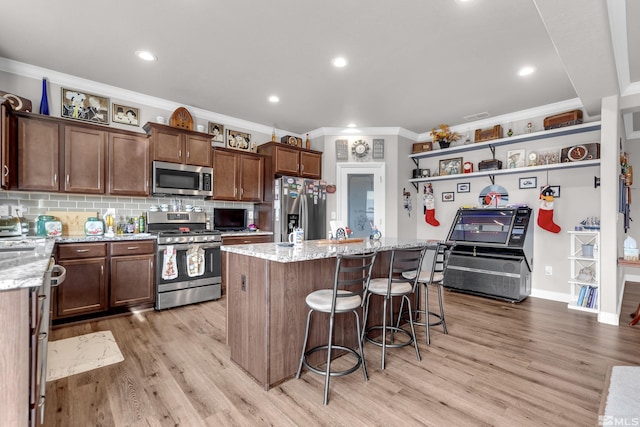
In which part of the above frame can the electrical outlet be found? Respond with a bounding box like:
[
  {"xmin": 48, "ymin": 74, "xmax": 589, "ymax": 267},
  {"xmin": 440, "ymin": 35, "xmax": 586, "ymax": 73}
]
[
  {"xmin": 241, "ymin": 274, "xmax": 246, "ymax": 291},
  {"xmin": 331, "ymin": 211, "xmax": 337, "ymax": 220},
  {"xmin": 544, "ymin": 265, "xmax": 552, "ymax": 275}
]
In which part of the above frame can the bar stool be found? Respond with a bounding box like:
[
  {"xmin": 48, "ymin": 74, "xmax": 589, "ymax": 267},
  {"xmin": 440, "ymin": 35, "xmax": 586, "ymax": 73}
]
[
  {"xmin": 296, "ymin": 251, "xmax": 377, "ymax": 405},
  {"xmin": 400, "ymin": 242, "xmax": 449, "ymax": 345},
  {"xmin": 361, "ymin": 246, "xmax": 426, "ymax": 370}
]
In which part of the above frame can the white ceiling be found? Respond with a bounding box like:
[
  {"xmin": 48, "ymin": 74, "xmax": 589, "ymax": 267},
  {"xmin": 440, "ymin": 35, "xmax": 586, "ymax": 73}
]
[{"xmin": 0, "ymin": 0, "xmax": 637, "ymax": 136}]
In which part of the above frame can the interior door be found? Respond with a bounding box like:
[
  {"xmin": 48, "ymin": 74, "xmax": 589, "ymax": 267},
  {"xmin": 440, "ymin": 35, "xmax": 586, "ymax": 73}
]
[{"xmin": 337, "ymin": 163, "xmax": 385, "ymax": 238}]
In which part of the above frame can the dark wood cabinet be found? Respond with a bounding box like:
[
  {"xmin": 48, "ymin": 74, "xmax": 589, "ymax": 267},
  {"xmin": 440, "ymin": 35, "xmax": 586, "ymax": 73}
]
[
  {"xmin": 55, "ymin": 243, "xmax": 108, "ymax": 319},
  {"xmin": 63, "ymin": 125, "xmax": 106, "ymax": 193},
  {"xmin": 1, "ymin": 101, "xmax": 11, "ymax": 190},
  {"xmin": 145, "ymin": 122, "xmax": 211, "ymax": 166},
  {"xmin": 257, "ymin": 142, "xmax": 322, "ymax": 179},
  {"xmin": 17, "ymin": 114, "xmax": 60, "ymax": 191},
  {"xmin": 300, "ymin": 151, "xmax": 322, "ymax": 178},
  {"xmin": 108, "ymin": 132, "xmax": 150, "ymax": 196},
  {"xmin": 212, "ymin": 148, "xmax": 264, "ymax": 201},
  {"xmin": 110, "ymin": 241, "xmax": 155, "ymax": 307}
]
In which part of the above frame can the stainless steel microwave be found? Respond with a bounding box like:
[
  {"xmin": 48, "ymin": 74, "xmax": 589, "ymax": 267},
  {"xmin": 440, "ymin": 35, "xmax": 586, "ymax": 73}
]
[{"xmin": 152, "ymin": 161, "xmax": 213, "ymax": 197}]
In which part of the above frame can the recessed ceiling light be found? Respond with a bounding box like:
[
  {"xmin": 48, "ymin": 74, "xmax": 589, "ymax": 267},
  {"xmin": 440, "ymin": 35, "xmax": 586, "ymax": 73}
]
[
  {"xmin": 347, "ymin": 123, "xmax": 357, "ymax": 127},
  {"xmin": 332, "ymin": 57, "xmax": 348, "ymax": 68},
  {"xmin": 518, "ymin": 66, "xmax": 536, "ymax": 76},
  {"xmin": 135, "ymin": 50, "xmax": 157, "ymax": 61},
  {"xmin": 268, "ymin": 95, "xmax": 280, "ymax": 103}
]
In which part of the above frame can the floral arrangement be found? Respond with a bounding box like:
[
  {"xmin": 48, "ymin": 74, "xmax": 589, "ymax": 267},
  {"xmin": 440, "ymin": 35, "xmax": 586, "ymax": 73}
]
[{"xmin": 430, "ymin": 124, "xmax": 460, "ymax": 144}]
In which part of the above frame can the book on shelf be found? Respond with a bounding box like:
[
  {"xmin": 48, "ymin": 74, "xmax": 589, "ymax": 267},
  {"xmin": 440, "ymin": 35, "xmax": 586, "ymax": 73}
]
[
  {"xmin": 577, "ymin": 285, "xmax": 588, "ymax": 306},
  {"xmin": 586, "ymin": 286, "xmax": 595, "ymax": 308}
]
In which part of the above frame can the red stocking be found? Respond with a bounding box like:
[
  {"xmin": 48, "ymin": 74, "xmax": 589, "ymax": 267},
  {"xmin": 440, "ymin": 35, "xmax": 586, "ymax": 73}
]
[
  {"xmin": 538, "ymin": 200, "xmax": 560, "ymax": 233},
  {"xmin": 425, "ymin": 194, "xmax": 440, "ymax": 227}
]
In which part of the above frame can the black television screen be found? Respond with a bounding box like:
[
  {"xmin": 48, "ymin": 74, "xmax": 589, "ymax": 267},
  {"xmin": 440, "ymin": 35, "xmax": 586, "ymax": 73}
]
[{"xmin": 213, "ymin": 208, "xmax": 247, "ymax": 230}]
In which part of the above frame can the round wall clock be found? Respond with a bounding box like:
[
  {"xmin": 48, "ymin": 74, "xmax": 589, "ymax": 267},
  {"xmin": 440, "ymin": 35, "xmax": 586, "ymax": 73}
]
[
  {"xmin": 288, "ymin": 136, "xmax": 298, "ymax": 146},
  {"xmin": 351, "ymin": 140, "xmax": 370, "ymax": 158}
]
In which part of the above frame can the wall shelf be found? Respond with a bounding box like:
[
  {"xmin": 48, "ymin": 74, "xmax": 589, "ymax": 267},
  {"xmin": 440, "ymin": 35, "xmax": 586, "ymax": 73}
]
[
  {"xmin": 409, "ymin": 121, "xmax": 601, "ymax": 162},
  {"xmin": 408, "ymin": 121, "xmax": 602, "ymax": 190}
]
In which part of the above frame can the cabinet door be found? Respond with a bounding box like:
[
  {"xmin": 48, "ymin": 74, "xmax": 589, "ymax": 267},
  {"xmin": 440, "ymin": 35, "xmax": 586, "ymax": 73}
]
[
  {"xmin": 239, "ymin": 154, "xmax": 264, "ymax": 201},
  {"xmin": 64, "ymin": 125, "xmax": 106, "ymax": 193},
  {"xmin": 185, "ymin": 134, "xmax": 211, "ymax": 166},
  {"xmin": 222, "ymin": 235, "xmax": 273, "ymax": 245},
  {"xmin": 110, "ymin": 254, "xmax": 155, "ymax": 307},
  {"xmin": 213, "ymin": 149, "xmax": 239, "ymax": 200},
  {"xmin": 17, "ymin": 116, "xmax": 60, "ymax": 191},
  {"xmin": 0, "ymin": 103, "xmax": 9, "ymax": 189},
  {"xmin": 108, "ymin": 132, "xmax": 150, "ymax": 196},
  {"xmin": 273, "ymin": 146, "xmax": 300, "ymax": 176},
  {"xmin": 56, "ymin": 257, "xmax": 107, "ymax": 318},
  {"xmin": 300, "ymin": 151, "xmax": 322, "ymax": 179},
  {"xmin": 152, "ymin": 127, "xmax": 183, "ymax": 163}
]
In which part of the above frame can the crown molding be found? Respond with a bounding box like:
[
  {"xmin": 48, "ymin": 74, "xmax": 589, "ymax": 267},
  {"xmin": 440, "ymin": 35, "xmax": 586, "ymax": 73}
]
[{"xmin": 308, "ymin": 127, "xmax": 419, "ymax": 140}]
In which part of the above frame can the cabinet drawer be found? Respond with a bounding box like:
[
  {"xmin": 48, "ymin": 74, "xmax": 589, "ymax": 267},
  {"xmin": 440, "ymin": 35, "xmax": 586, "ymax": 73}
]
[
  {"xmin": 222, "ymin": 235, "xmax": 273, "ymax": 245},
  {"xmin": 57, "ymin": 243, "xmax": 107, "ymax": 259},
  {"xmin": 110, "ymin": 240, "xmax": 155, "ymax": 256}
]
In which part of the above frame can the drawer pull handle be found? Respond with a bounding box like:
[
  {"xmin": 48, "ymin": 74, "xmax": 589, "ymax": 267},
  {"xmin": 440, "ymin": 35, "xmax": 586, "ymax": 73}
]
[
  {"xmin": 38, "ymin": 332, "xmax": 47, "ymax": 341},
  {"xmin": 127, "ymin": 246, "xmax": 139, "ymax": 250},
  {"xmin": 75, "ymin": 249, "xmax": 90, "ymax": 253},
  {"xmin": 38, "ymin": 294, "xmax": 46, "ymax": 301}
]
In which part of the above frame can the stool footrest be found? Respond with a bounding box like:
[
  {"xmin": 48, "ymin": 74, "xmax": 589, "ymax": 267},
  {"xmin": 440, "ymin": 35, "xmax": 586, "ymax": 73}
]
[
  {"xmin": 302, "ymin": 345, "xmax": 363, "ymax": 377},
  {"xmin": 365, "ymin": 325, "xmax": 414, "ymax": 348}
]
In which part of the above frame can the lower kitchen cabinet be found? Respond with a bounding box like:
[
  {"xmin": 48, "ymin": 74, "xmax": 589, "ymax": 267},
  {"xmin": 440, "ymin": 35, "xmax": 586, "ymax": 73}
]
[
  {"xmin": 55, "ymin": 243, "xmax": 108, "ymax": 319},
  {"xmin": 110, "ymin": 241, "xmax": 155, "ymax": 307},
  {"xmin": 54, "ymin": 240, "xmax": 156, "ymax": 322}
]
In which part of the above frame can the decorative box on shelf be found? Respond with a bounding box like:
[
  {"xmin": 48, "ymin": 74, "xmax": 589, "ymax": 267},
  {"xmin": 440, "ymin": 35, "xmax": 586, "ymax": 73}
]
[
  {"xmin": 543, "ymin": 109, "xmax": 583, "ymax": 130},
  {"xmin": 412, "ymin": 141, "xmax": 433, "ymax": 153},
  {"xmin": 475, "ymin": 125, "xmax": 503, "ymax": 143}
]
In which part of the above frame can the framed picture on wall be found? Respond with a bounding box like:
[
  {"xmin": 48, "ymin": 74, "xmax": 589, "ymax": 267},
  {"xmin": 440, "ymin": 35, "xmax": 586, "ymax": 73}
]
[
  {"xmin": 519, "ymin": 177, "xmax": 537, "ymax": 189},
  {"xmin": 442, "ymin": 192, "xmax": 455, "ymax": 202},
  {"xmin": 226, "ymin": 129, "xmax": 254, "ymax": 152},
  {"xmin": 456, "ymin": 182, "xmax": 470, "ymax": 193},
  {"xmin": 61, "ymin": 88, "xmax": 109, "ymax": 124},
  {"xmin": 209, "ymin": 122, "xmax": 225, "ymax": 144},
  {"xmin": 112, "ymin": 103, "xmax": 139, "ymax": 126}
]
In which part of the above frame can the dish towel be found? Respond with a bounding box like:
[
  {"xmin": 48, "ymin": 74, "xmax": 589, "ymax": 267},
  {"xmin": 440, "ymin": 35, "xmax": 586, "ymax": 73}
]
[
  {"xmin": 186, "ymin": 244, "xmax": 204, "ymax": 277},
  {"xmin": 162, "ymin": 245, "xmax": 178, "ymax": 280}
]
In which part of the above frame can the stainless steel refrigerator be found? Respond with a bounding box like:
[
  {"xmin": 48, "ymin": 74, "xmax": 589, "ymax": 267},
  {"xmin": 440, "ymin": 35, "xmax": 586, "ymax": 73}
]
[{"xmin": 273, "ymin": 176, "xmax": 327, "ymax": 242}]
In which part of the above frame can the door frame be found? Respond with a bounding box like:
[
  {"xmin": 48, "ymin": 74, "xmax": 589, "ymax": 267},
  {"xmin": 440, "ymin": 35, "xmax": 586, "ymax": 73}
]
[{"xmin": 336, "ymin": 162, "xmax": 386, "ymax": 236}]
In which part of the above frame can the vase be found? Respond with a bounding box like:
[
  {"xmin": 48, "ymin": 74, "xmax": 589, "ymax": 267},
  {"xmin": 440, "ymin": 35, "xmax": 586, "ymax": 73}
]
[
  {"xmin": 438, "ymin": 140, "xmax": 450, "ymax": 149},
  {"xmin": 39, "ymin": 78, "xmax": 49, "ymax": 115}
]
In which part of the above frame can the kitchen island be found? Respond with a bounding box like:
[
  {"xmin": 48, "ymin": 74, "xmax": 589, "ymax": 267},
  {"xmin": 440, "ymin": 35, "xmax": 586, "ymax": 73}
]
[{"xmin": 222, "ymin": 237, "xmax": 435, "ymax": 390}]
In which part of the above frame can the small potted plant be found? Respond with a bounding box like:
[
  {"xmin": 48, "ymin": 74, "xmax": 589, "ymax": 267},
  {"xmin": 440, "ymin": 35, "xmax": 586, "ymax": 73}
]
[{"xmin": 430, "ymin": 124, "xmax": 460, "ymax": 149}]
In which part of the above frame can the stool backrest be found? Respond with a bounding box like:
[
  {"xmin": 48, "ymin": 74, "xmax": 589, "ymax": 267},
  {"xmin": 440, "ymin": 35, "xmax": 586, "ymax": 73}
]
[
  {"xmin": 333, "ymin": 252, "xmax": 378, "ymax": 307},
  {"xmin": 384, "ymin": 246, "xmax": 428, "ymax": 296}
]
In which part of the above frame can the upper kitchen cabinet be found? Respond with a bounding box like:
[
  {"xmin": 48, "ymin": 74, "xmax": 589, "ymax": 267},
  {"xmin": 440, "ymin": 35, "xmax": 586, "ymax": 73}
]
[
  {"xmin": 63, "ymin": 124, "xmax": 106, "ymax": 194},
  {"xmin": 257, "ymin": 142, "xmax": 322, "ymax": 179},
  {"xmin": 108, "ymin": 132, "xmax": 150, "ymax": 196},
  {"xmin": 212, "ymin": 147, "xmax": 264, "ymax": 201},
  {"xmin": 16, "ymin": 113, "xmax": 61, "ymax": 191},
  {"xmin": 144, "ymin": 122, "xmax": 211, "ymax": 167},
  {"xmin": 1, "ymin": 100, "xmax": 11, "ymax": 189}
]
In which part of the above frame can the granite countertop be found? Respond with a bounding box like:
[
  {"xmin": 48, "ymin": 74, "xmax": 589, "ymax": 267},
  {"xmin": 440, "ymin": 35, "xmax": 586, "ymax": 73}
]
[
  {"xmin": 221, "ymin": 237, "xmax": 439, "ymax": 263},
  {"xmin": 0, "ymin": 233, "xmax": 157, "ymax": 291},
  {"xmin": 0, "ymin": 237, "xmax": 57, "ymax": 291}
]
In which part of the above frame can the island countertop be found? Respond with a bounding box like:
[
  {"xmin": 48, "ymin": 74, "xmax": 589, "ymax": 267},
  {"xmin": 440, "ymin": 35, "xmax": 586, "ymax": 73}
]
[{"xmin": 221, "ymin": 237, "xmax": 437, "ymax": 263}]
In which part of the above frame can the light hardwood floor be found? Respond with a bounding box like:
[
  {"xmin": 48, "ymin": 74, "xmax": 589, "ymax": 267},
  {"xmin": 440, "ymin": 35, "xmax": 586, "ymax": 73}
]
[{"xmin": 44, "ymin": 283, "xmax": 640, "ymax": 427}]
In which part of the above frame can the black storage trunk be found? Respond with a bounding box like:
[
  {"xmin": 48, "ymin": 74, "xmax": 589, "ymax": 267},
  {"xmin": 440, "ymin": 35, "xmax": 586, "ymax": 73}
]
[{"xmin": 444, "ymin": 207, "xmax": 533, "ymax": 302}]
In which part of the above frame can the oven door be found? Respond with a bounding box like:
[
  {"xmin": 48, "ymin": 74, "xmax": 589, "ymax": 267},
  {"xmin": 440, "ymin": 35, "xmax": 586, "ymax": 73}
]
[{"xmin": 156, "ymin": 242, "xmax": 222, "ymax": 292}]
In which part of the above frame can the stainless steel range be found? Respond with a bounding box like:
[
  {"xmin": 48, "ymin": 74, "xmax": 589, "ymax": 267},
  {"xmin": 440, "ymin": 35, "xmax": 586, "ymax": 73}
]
[{"xmin": 147, "ymin": 211, "xmax": 222, "ymax": 310}]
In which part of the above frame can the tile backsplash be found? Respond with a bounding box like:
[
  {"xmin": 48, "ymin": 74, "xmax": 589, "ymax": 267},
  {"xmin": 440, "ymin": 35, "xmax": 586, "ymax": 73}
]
[{"xmin": 0, "ymin": 191, "xmax": 255, "ymax": 234}]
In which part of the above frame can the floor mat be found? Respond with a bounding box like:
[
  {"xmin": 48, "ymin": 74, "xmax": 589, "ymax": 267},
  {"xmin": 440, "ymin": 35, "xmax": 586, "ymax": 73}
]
[
  {"xmin": 600, "ymin": 366, "xmax": 640, "ymax": 425},
  {"xmin": 46, "ymin": 330, "xmax": 124, "ymax": 382}
]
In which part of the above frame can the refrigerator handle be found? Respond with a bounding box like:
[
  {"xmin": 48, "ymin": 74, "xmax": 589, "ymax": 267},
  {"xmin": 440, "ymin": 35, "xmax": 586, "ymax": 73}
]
[{"xmin": 300, "ymin": 189, "xmax": 308, "ymax": 236}]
